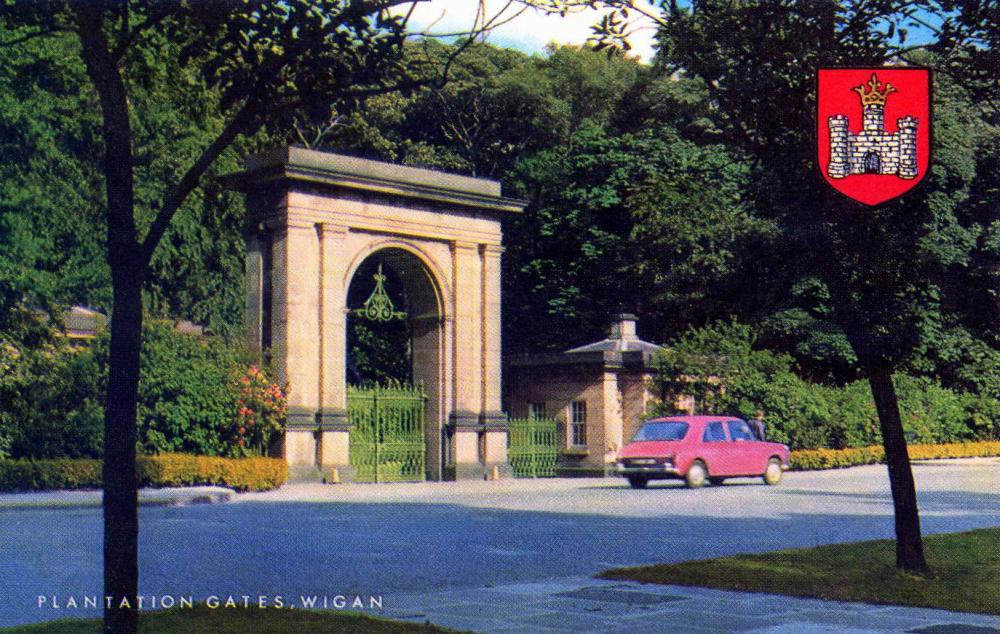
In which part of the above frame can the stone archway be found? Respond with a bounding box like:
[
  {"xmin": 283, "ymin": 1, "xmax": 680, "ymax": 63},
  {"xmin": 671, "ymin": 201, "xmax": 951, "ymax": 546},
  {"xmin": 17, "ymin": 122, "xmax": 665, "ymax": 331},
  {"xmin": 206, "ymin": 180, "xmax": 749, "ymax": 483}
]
[
  {"xmin": 234, "ymin": 147, "xmax": 524, "ymax": 481},
  {"xmin": 344, "ymin": 246, "xmax": 446, "ymax": 480}
]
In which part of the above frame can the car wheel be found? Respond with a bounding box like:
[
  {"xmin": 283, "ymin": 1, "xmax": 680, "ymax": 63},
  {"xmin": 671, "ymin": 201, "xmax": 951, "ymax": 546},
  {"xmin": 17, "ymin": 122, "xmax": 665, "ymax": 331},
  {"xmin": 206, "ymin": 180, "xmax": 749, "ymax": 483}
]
[
  {"xmin": 685, "ymin": 460, "xmax": 708, "ymax": 488},
  {"xmin": 628, "ymin": 476, "xmax": 648, "ymax": 489},
  {"xmin": 709, "ymin": 477, "xmax": 725, "ymax": 486},
  {"xmin": 763, "ymin": 458, "xmax": 783, "ymax": 486}
]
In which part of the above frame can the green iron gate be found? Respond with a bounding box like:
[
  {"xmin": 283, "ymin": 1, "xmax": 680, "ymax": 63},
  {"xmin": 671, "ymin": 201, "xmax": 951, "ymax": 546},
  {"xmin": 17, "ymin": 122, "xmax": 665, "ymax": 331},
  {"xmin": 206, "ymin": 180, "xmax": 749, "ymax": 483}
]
[
  {"xmin": 508, "ymin": 417, "xmax": 558, "ymax": 477},
  {"xmin": 348, "ymin": 384, "xmax": 426, "ymax": 482}
]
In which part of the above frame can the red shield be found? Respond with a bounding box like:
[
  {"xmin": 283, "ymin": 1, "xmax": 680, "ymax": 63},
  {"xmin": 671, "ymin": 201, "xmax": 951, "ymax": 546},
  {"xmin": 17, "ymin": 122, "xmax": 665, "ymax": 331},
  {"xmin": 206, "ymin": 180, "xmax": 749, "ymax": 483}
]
[{"xmin": 817, "ymin": 67, "xmax": 931, "ymax": 206}]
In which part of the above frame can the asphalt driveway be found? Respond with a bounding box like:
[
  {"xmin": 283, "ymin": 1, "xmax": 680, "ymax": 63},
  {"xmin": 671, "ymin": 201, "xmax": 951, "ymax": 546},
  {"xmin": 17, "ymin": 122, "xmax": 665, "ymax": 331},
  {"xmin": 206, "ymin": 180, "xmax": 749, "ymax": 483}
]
[{"xmin": 1, "ymin": 458, "xmax": 997, "ymax": 627}]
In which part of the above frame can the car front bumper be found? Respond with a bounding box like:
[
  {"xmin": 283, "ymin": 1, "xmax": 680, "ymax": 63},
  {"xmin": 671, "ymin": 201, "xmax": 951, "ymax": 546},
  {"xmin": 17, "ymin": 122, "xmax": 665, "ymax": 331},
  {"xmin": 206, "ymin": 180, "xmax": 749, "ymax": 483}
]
[{"xmin": 615, "ymin": 464, "xmax": 680, "ymax": 477}]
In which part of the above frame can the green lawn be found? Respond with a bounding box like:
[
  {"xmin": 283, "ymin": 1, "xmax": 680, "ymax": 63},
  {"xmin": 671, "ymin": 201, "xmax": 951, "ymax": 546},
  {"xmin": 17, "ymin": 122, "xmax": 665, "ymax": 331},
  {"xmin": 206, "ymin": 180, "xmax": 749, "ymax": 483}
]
[
  {"xmin": 2, "ymin": 606, "xmax": 459, "ymax": 633},
  {"xmin": 600, "ymin": 526, "xmax": 1000, "ymax": 615}
]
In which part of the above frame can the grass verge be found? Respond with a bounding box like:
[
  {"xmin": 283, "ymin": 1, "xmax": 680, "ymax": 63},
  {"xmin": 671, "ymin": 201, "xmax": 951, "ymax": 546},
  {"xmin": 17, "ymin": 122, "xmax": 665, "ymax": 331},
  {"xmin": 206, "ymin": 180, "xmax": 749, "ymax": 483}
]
[
  {"xmin": 1, "ymin": 606, "xmax": 459, "ymax": 633},
  {"xmin": 599, "ymin": 526, "xmax": 1000, "ymax": 615}
]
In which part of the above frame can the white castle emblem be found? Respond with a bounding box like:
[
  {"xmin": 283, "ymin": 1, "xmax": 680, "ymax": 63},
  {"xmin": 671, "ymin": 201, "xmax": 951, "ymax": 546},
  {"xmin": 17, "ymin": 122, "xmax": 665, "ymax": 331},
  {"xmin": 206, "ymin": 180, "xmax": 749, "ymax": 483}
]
[{"xmin": 828, "ymin": 73, "xmax": 918, "ymax": 180}]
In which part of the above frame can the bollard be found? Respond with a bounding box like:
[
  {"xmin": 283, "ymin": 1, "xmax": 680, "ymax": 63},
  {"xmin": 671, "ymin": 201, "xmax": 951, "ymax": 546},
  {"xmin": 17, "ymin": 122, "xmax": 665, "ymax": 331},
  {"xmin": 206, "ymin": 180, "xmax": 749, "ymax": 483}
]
[
  {"xmin": 492, "ymin": 465, "xmax": 500, "ymax": 481},
  {"xmin": 330, "ymin": 467, "xmax": 340, "ymax": 484}
]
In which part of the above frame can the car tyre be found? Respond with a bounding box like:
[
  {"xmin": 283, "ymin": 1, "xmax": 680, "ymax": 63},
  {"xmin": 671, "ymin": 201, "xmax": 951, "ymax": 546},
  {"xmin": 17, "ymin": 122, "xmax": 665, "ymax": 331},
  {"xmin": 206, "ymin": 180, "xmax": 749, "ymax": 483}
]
[
  {"xmin": 628, "ymin": 476, "xmax": 648, "ymax": 489},
  {"xmin": 709, "ymin": 477, "xmax": 725, "ymax": 486},
  {"xmin": 685, "ymin": 460, "xmax": 708, "ymax": 488},
  {"xmin": 763, "ymin": 458, "xmax": 783, "ymax": 486}
]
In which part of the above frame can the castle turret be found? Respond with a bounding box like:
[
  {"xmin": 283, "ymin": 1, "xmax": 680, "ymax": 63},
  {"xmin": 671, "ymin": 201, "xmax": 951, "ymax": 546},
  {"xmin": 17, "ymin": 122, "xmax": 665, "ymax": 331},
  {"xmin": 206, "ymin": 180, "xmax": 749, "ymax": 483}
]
[
  {"xmin": 897, "ymin": 116, "xmax": 918, "ymax": 179},
  {"xmin": 862, "ymin": 104, "xmax": 885, "ymax": 132},
  {"xmin": 828, "ymin": 115, "xmax": 850, "ymax": 179}
]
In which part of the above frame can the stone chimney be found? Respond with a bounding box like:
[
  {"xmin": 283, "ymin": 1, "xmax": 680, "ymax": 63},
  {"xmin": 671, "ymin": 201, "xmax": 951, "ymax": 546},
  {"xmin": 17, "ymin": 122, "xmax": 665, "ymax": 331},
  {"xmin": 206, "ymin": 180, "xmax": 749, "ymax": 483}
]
[{"xmin": 609, "ymin": 313, "xmax": 638, "ymax": 341}]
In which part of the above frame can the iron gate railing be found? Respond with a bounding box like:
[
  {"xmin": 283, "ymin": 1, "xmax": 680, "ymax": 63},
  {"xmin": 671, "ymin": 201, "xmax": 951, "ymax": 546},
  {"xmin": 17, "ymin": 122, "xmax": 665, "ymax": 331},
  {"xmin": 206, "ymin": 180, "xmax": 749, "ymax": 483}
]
[
  {"xmin": 348, "ymin": 384, "xmax": 426, "ymax": 482},
  {"xmin": 508, "ymin": 417, "xmax": 558, "ymax": 477}
]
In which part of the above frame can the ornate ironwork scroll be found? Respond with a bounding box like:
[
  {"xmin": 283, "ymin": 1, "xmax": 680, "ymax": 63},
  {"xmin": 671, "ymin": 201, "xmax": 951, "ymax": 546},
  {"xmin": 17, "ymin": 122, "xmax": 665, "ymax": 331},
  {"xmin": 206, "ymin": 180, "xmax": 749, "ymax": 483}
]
[{"xmin": 352, "ymin": 263, "xmax": 406, "ymax": 322}]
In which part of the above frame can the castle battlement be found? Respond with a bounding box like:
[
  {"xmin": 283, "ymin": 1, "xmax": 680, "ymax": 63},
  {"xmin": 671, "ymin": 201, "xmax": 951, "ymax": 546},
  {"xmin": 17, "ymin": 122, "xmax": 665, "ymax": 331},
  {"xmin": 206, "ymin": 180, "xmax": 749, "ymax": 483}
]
[{"xmin": 827, "ymin": 73, "xmax": 918, "ymax": 180}]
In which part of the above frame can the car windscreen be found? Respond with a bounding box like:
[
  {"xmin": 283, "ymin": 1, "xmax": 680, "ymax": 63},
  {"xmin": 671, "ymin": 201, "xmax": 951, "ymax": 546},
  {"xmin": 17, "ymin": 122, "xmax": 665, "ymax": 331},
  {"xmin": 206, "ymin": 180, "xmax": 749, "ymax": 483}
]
[{"xmin": 633, "ymin": 421, "xmax": 690, "ymax": 441}]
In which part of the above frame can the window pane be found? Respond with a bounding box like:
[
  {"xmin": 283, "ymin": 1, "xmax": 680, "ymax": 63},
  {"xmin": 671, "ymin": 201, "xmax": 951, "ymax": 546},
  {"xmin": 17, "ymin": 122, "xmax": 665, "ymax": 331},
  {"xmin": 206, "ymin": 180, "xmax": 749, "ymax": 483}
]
[
  {"xmin": 727, "ymin": 421, "xmax": 755, "ymax": 441},
  {"xmin": 633, "ymin": 422, "xmax": 689, "ymax": 441},
  {"xmin": 703, "ymin": 422, "xmax": 726, "ymax": 442},
  {"xmin": 570, "ymin": 401, "xmax": 587, "ymax": 446}
]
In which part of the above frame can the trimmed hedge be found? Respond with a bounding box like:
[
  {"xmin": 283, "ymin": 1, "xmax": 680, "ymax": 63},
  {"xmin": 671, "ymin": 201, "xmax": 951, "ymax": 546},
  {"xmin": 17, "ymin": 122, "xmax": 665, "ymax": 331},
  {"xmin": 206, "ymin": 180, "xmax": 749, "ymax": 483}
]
[
  {"xmin": 790, "ymin": 441, "xmax": 1000, "ymax": 471},
  {"xmin": 0, "ymin": 454, "xmax": 287, "ymax": 492}
]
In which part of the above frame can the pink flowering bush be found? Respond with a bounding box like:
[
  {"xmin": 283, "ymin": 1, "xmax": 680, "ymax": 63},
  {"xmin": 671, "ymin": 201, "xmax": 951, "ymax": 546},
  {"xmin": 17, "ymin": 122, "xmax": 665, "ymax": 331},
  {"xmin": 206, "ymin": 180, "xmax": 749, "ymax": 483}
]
[{"xmin": 230, "ymin": 365, "xmax": 287, "ymax": 457}]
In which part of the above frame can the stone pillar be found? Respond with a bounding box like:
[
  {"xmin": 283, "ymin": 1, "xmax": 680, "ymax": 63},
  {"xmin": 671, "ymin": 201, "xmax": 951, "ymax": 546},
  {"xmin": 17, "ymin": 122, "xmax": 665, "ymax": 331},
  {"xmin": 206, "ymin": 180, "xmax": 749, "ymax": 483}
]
[
  {"xmin": 317, "ymin": 224, "xmax": 353, "ymax": 480},
  {"xmin": 602, "ymin": 371, "xmax": 624, "ymax": 475},
  {"xmin": 244, "ymin": 231, "xmax": 264, "ymax": 354},
  {"xmin": 449, "ymin": 241, "xmax": 484, "ymax": 479},
  {"xmin": 480, "ymin": 244, "xmax": 510, "ymax": 477},
  {"xmin": 276, "ymin": 221, "xmax": 321, "ymax": 470},
  {"xmin": 827, "ymin": 115, "xmax": 850, "ymax": 179}
]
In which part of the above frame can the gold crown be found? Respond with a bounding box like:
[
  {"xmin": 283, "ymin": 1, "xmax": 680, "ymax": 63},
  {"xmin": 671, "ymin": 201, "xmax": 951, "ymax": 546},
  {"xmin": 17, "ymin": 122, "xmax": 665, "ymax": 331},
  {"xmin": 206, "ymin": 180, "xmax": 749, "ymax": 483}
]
[{"xmin": 853, "ymin": 73, "xmax": 896, "ymax": 106}]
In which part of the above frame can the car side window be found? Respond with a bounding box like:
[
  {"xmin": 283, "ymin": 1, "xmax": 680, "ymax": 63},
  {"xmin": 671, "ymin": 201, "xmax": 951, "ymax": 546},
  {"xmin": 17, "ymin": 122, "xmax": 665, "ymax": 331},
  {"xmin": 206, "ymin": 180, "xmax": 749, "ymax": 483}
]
[
  {"xmin": 702, "ymin": 422, "xmax": 727, "ymax": 442},
  {"xmin": 728, "ymin": 420, "xmax": 756, "ymax": 441}
]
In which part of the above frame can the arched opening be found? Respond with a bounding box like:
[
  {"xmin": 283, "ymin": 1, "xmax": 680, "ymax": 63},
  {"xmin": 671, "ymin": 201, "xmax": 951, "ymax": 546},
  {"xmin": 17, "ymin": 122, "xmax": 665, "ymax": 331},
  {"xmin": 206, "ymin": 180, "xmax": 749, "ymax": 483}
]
[
  {"xmin": 344, "ymin": 247, "xmax": 445, "ymax": 481},
  {"xmin": 863, "ymin": 151, "xmax": 881, "ymax": 174}
]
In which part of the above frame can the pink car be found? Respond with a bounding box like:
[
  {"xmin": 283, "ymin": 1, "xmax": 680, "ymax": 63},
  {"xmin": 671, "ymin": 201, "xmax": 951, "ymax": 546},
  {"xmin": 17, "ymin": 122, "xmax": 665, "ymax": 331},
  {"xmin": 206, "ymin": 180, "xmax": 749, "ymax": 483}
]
[{"xmin": 615, "ymin": 416, "xmax": 790, "ymax": 489}]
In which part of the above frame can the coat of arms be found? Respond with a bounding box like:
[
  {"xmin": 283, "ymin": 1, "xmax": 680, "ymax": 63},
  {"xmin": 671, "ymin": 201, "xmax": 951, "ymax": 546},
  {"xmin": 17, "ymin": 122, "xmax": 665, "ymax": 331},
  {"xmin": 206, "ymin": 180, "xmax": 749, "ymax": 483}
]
[{"xmin": 817, "ymin": 68, "xmax": 932, "ymax": 206}]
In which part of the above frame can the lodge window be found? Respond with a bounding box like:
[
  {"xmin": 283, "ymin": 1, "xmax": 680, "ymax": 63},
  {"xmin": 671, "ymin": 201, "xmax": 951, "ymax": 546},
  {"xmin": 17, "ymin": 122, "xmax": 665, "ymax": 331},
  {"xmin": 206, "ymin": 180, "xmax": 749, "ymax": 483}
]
[
  {"xmin": 569, "ymin": 401, "xmax": 587, "ymax": 447},
  {"xmin": 530, "ymin": 402, "xmax": 546, "ymax": 420}
]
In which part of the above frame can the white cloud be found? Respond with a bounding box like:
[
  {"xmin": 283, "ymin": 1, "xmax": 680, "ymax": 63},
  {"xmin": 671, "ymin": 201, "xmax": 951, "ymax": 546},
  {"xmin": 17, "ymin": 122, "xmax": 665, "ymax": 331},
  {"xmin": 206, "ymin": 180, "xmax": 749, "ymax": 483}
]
[{"xmin": 401, "ymin": 1, "xmax": 657, "ymax": 62}]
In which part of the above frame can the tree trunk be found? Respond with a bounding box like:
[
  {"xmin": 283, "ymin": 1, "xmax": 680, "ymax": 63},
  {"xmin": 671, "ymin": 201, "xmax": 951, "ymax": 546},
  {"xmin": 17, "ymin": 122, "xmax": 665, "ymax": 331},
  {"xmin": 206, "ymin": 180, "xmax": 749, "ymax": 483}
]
[
  {"xmin": 73, "ymin": 6, "xmax": 143, "ymax": 631},
  {"xmin": 864, "ymin": 360, "xmax": 930, "ymax": 573},
  {"xmin": 102, "ymin": 266, "xmax": 143, "ymax": 633}
]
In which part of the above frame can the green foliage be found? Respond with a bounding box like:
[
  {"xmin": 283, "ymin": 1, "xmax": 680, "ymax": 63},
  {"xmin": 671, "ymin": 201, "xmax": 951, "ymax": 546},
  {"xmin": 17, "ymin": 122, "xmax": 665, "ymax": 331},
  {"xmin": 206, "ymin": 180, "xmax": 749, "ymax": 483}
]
[
  {"xmin": 0, "ymin": 330, "xmax": 105, "ymax": 460},
  {"xmin": 133, "ymin": 322, "xmax": 250, "ymax": 456},
  {"xmin": 0, "ymin": 318, "xmax": 286, "ymax": 459},
  {"xmin": 652, "ymin": 320, "xmax": 988, "ymax": 449}
]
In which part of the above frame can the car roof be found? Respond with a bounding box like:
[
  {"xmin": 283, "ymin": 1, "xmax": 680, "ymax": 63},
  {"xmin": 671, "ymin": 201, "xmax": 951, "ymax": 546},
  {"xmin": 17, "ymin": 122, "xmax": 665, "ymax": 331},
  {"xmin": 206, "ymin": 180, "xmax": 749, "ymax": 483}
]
[{"xmin": 645, "ymin": 415, "xmax": 744, "ymax": 424}]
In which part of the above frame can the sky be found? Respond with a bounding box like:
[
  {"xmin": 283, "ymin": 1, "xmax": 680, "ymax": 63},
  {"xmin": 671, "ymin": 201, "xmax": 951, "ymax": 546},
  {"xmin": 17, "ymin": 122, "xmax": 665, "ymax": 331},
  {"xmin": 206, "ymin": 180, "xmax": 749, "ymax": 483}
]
[{"xmin": 402, "ymin": 0, "xmax": 659, "ymax": 62}]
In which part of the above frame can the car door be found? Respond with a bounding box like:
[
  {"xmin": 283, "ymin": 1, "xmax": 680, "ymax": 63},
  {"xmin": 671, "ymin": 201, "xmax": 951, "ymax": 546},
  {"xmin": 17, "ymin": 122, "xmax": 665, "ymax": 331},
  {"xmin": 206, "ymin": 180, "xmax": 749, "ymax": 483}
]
[
  {"xmin": 726, "ymin": 419, "xmax": 764, "ymax": 475},
  {"xmin": 699, "ymin": 421, "xmax": 733, "ymax": 475}
]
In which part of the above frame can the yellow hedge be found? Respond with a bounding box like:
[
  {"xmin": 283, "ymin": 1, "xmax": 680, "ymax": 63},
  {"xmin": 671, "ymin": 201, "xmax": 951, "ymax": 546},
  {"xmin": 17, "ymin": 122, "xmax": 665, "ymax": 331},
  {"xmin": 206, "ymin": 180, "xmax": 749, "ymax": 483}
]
[
  {"xmin": 791, "ymin": 441, "xmax": 1000, "ymax": 471},
  {"xmin": 138, "ymin": 454, "xmax": 287, "ymax": 492},
  {"xmin": 0, "ymin": 454, "xmax": 286, "ymax": 492}
]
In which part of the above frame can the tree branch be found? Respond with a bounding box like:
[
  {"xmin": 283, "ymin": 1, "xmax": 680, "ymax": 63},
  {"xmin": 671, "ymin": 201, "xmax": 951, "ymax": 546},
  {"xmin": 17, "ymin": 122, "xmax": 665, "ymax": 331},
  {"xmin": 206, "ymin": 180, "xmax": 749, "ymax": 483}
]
[
  {"xmin": 0, "ymin": 25, "xmax": 69, "ymax": 47},
  {"xmin": 139, "ymin": 100, "xmax": 258, "ymax": 267}
]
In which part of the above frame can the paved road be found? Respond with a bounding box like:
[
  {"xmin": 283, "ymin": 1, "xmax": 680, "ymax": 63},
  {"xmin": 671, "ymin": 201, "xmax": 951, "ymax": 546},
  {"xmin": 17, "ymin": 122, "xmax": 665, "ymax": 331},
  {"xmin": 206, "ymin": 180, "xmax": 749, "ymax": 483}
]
[{"xmin": 0, "ymin": 458, "xmax": 997, "ymax": 629}]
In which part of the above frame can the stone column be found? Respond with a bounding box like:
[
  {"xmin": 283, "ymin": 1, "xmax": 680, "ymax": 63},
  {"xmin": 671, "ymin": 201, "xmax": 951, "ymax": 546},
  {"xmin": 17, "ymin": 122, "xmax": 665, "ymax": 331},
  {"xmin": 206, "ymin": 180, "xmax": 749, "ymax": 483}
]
[
  {"xmin": 449, "ymin": 240, "xmax": 484, "ymax": 479},
  {"xmin": 317, "ymin": 224, "xmax": 353, "ymax": 480},
  {"xmin": 602, "ymin": 371, "xmax": 623, "ymax": 476},
  {"xmin": 244, "ymin": 231, "xmax": 264, "ymax": 354},
  {"xmin": 480, "ymin": 244, "xmax": 510, "ymax": 477},
  {"xmin": 277, "ymin": 221, "xmax": 321, "ymax": 470}
]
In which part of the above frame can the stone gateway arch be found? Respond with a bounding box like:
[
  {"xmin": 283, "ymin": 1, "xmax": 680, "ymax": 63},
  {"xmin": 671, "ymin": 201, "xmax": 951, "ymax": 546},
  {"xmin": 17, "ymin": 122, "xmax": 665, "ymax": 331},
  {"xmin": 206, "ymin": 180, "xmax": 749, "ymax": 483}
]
[{"xmin": 232, "ymin": 147, "xmax": 524, "ymax": 481}]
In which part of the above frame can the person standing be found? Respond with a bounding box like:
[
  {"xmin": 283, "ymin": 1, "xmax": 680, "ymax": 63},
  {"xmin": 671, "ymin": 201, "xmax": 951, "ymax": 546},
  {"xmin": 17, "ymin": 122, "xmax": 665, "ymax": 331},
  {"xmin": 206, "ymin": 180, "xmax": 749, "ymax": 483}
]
[{"xmin": 750, "ymin": 410, "xmax": 766, "ymax": 440}]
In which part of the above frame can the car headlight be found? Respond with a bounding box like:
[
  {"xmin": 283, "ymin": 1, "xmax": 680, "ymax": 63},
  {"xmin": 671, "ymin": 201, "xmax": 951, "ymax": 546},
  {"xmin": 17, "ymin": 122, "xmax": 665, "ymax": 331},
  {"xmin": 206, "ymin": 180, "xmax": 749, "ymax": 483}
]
[{"xmin": 616, "ymin": 462, "xmax": 625, "ymax": 470}]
